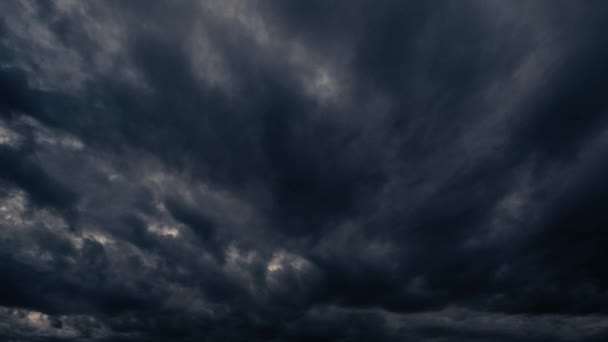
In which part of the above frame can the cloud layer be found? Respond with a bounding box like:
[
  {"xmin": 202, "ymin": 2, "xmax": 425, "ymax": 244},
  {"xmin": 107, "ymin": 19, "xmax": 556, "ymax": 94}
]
[{"xmin": 1, "ymin": 1, "xmax": 608, "ymax": 341}]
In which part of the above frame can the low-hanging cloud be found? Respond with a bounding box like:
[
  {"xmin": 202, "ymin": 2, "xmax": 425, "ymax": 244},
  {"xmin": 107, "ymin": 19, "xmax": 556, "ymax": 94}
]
[{"xmin": 1, "ymin": 1, "xmax": 608, "ymax": 341}]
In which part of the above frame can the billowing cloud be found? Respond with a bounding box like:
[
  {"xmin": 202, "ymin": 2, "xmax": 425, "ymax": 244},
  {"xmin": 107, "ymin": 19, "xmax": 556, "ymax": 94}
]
[{"xmin": 1, "ymin": 1, "xmax": 608, "ymax": 341}]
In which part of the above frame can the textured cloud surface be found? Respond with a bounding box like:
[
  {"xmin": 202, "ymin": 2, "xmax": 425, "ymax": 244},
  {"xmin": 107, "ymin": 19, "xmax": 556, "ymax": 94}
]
[{"xmin": 1, "ymin": 1, "xmax": 608, "ymax": 341}]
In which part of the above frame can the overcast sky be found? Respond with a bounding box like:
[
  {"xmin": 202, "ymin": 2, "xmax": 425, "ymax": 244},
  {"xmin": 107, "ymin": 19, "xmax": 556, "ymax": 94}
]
[{"xmin": 1, "ymin": 1, "xmax": 608, "ymax": 341}]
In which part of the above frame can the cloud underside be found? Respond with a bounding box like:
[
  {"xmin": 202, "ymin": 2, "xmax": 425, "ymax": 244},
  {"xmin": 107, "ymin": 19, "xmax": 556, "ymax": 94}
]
[{"xmin": 1, "ymin": 1, "xmax": 608, "ymax": 341}]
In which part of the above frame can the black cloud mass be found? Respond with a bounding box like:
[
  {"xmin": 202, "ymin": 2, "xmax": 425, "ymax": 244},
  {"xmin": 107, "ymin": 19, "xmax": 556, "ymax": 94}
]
[{"xmin": 1, "ymin": 1, "xmax": 608, "ymax": 341}]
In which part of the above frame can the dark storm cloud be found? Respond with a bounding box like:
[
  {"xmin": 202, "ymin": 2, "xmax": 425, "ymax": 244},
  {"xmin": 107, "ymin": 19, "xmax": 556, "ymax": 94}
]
[
  {"xmin": 1, "ymin": 0, "xmax": 608, "ymax": 341},
  {"xmin": 0, "ymin": 144, "xmax": 77, "ymax": 214}
]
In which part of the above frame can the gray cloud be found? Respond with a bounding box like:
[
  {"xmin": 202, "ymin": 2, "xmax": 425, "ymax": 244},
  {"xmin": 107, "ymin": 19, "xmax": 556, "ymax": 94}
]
[{"xmin": 1, "ymin": 1, "xmax": 608, "ymax": 341}]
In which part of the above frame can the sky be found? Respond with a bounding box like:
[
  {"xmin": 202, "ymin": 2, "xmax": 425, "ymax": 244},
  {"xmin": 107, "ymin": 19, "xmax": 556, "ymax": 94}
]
[{"xmin": 1, "ymin": 1, "xmax": 608, "ymax": 341}]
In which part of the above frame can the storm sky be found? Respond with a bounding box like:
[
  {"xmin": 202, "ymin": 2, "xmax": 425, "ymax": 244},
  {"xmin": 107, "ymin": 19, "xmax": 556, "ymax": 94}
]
[{"xmin": 1, "ymin": 1, "xmax": 608, "ymax": 341}]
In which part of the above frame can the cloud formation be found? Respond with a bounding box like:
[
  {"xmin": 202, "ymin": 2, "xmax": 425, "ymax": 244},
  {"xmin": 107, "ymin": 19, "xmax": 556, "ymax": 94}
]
[{"xmin": 1, "ymin": 1, "xmax": 608, "ymax": 341}]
